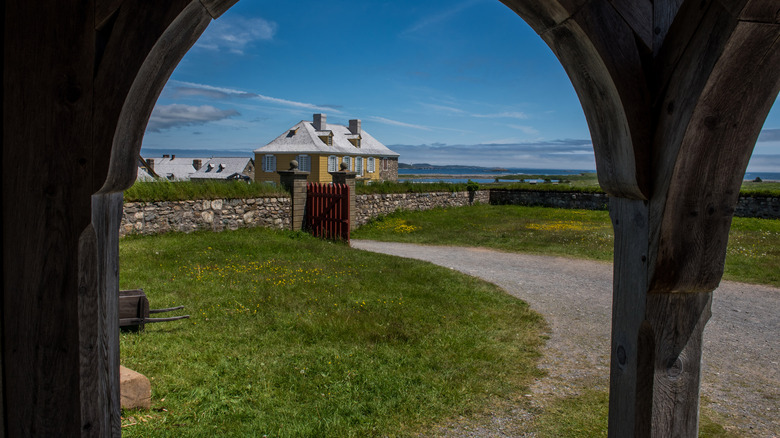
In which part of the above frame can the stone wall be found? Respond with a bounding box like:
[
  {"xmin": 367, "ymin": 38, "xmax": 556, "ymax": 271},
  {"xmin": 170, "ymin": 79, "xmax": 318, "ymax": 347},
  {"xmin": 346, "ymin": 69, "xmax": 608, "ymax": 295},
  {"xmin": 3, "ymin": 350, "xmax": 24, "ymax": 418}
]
[
  {"xmin": 121, "ymin": 197, "xmax": 290, "ymax": 236},
  {"xmin": 490, "ymin": 189, "xmax": 780, "ymax": 219},
  {"xmin": 489, "ymin": 189, "xmax": 610, "ymax": 211},
  {"xmin": 735, "ymin": 195, "xmax": 780, "ymax": 219},
  {"xmin": 354, "ymin": 190, "xmax": 490, "ymax": 226},
  {"xmin": 120, "ymin": 189, "xmax": 778, "ymax": 237}
]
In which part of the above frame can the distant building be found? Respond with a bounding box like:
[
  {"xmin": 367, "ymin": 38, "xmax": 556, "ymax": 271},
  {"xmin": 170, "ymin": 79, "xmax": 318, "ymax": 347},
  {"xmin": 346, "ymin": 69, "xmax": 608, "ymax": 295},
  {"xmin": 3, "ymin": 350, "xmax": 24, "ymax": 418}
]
[
  {"xmin": 137, "ymin": 155, "xmax": 254, "ymax": 181},
  {"xmin": 139, "ymin": 155, "xmax": 208, "ymax": 181},
  {"xmin": 190, "ymin": 157, "xmax": 254, "ymax": 181},
  {"xmin": 253, "ymin": 113, "xmax": 399, "ymax": 184}
]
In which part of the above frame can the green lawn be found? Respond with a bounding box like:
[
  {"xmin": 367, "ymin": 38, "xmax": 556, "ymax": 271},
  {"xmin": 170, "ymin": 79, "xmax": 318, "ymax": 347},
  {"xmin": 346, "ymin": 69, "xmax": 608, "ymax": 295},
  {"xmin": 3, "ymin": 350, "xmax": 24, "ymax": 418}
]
[
  {"xmin": 119, "ymin": 228, "xmax": 545, "ymax": 437},
  {"xmin": 352, "ymin": 204, "xmax": 780, "ymax": 287}
]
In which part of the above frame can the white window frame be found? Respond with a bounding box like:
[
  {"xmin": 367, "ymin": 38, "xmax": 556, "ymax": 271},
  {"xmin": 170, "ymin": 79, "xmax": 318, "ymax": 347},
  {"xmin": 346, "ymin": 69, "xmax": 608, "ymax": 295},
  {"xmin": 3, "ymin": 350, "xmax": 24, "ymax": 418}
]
[
  {"xmin": 263, "ymin": 155, "xmax": 276, "ymax": 172},
  {"xmin": 296, "ymin": 154, "xmax": 311, "ymax": 172},
  {"xmin": 355, "ymin": 157, "xmax": 363, "ymax": 175},
  {"xmin": 328, "ymin": 155, "xmax": 338, "ymax": 172},
  {"xmin": 367, "ymin": 157, "xmax": 375, "ymax": 173},
  {"xmin": 342, "ymin": 156, "xmax": 352, "ymax": 171}
]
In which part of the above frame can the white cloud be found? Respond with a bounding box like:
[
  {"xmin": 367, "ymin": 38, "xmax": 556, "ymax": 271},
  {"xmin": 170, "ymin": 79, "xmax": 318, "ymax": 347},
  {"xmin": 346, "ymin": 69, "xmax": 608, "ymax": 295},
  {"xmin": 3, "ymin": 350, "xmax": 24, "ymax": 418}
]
[
  {"xmin": 147, "ymin": 104, "xmax": 239, "ymax": 132},
  {"xmin": 389, "ymin": 140, "xmax": 597, "ymax": 169},
  {"xmin": 472, "ymin": 111, "xmax": 529, "ymax": 120},
  {"xmin": 170, "ymin": 81, "xmax": 341, "ymax": 113},
  {"xmin": 758, "ymin": 128, "xmax": 780, "ymax": 142},
  {"xmin": 401, "ymin": 0, "xmax": 483, "ymax": 36},
  {"xmin": 419, "ymin": 102, "xmax": 465, "ymax": 114},
  {"xmin": 369, "ymin": 116, "xmax": 433, "ymax": 131},
  {"xmin": 195, "ymin": 17, "xmax": 277, "ymax": 55},
  {"xmin": 508, "ymin": 124, "xmax": 541, "ymax": 135}
]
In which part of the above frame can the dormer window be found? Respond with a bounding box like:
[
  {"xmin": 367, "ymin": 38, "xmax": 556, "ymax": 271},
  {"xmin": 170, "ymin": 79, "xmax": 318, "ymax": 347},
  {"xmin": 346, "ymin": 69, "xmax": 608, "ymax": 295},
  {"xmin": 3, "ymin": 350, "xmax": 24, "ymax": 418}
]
[
  {"xmin": 318, "ymin": 132, "xmax": 333, "ymax": 146},
  {"xmin": 206, "ymin": 163, "xmax": 214, "ymax": 172},
  {"xmin": 287, "ymin": 128, "xmax": 298, "ymax": 137},
  {"xmin": 348, "ymin": 137, "xmax": 361, "ymax": 148}
]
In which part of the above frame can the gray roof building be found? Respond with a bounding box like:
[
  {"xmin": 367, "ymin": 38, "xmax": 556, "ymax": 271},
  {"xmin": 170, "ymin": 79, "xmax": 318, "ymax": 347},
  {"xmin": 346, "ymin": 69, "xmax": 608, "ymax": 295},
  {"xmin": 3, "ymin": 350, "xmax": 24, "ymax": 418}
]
[
  {"xmin": 190, "ymin": 157, "xmax": 254, "ymax": 181},
  {"xmin": 253, "ymin": 114, "xmax": 399, "ymax": 158}
]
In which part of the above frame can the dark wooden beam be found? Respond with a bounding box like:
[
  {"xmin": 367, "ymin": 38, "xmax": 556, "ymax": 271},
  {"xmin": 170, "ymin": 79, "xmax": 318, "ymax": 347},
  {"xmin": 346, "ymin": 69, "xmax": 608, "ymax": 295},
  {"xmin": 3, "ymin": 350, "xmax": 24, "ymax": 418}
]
[{"xmin": 501, "ymin": 0, "xmax": 780, "ymax": 436}]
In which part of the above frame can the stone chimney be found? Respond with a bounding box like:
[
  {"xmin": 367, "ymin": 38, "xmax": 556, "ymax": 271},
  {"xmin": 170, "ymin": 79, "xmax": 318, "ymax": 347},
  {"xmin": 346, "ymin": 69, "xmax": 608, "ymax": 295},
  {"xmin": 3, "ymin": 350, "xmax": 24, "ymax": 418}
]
[
  {"xmin": 349, "ymin": 119, "xmax": 361, "ymax": 135},
  {"xmin": 146, "ymin": 159, "xmax": 154, "ymax": 171},
  {"xmin": 192, "ymin": 159, "xmax": 202, "ymax": 170},
  {"xmin": 313, "ymin": 113, "xmax": 326, "ymax": 131}
]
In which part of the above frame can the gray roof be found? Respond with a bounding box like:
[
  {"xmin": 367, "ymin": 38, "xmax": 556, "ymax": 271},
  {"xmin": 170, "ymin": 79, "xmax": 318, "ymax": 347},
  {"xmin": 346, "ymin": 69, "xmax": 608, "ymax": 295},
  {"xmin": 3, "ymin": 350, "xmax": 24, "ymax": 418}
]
[
  {"xmin": 143, "ymin": 157, "xmax": 209, "ymax": 181},
  {"xmin": 254, "ymin": 118, "xmax": 400, "ymax": 157},
  {"xmin": 136, "ymin": 167, "xmax": 156, "ymax": 181},
  {"xmin": 190, "ymin": 157, "xmax": 253, "ymax": 180}
]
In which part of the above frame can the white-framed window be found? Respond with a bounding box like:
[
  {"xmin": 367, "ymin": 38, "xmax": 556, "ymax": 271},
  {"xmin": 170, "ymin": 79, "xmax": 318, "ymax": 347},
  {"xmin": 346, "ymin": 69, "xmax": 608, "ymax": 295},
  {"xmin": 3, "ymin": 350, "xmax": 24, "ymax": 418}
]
[
  {"xmin": 367, "ymin": 157, "xmax": 375, "ymax": 173},
  {"xmin": 355, "ymin": 157, "xmax": 363, "ymax": 175},
  {"xmin": 328, "ymin": 155, "xmax": 338, "ymax": 172},
  {"xmin": 263, "ymin": 155, "xmax": 276, "ymax": 172},
  {"xmin": 296, "ymin": 154, "xmax": 311, "ymax": 172},
  {"xmin": 342, "ymin": 156, "xmax": 352, "ymax": 171}
]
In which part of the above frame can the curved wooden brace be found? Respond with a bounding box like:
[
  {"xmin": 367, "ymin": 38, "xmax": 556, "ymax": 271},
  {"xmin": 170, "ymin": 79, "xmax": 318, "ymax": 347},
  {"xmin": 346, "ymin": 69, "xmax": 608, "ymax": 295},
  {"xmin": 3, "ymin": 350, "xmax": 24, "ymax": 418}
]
[
  {"xmin": 501, "ymin": 0, "xmax": 652, "ymax": 199},
  {"xmin": 651, "ymin": 22, "xmax": 780, "ymax": 293},
  {"xmin": 501, "ymin": 0, "xmax": 780, "ymax": 293},
  {"xmin": 98, "ymin": 2, "xmax": 213, "ymax": 193}
]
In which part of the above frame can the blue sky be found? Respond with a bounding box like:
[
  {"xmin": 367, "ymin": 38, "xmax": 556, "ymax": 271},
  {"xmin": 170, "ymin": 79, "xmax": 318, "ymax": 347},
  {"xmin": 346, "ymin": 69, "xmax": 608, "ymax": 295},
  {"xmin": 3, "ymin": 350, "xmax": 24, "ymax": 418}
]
[{"xmin": 142, "ymin": 0, "xmax": 780, "ymax": 172}]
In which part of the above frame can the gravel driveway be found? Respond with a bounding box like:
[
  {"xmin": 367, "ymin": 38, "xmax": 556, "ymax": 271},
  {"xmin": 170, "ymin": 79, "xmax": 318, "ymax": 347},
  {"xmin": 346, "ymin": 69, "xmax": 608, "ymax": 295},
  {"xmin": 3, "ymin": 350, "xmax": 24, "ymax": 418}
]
[{"xmin": 351, "ymin": 240, "xmax": 779, "ymax": 437}]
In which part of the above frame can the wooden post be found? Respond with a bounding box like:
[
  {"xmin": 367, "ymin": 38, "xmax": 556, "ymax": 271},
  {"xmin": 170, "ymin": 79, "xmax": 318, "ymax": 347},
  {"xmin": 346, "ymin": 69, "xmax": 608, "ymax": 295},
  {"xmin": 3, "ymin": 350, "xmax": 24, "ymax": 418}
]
[
  {"xmin": 330, "ymin": 168, "xmax": 357, "ymax": 230},
  {"xmin": 278, "ymin": 161, "xmax": 311, "ymax": 231},
  {"xmin": 500, "ymin": 1, "xmax": 780, "ymax": 436}
]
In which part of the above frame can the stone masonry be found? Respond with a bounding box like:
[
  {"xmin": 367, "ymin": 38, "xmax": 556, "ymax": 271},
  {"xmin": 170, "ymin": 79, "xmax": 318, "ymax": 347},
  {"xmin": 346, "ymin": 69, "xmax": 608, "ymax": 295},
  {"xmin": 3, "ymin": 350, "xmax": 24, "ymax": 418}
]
[
  {"xmin": 354, "ymin": 190, "xmax": 490, "ymax": 227},
  {"xmin": 120, "ymin": 190, "xmax": 778, "ymax": 237},
  {"xmin": 121, "ymin": 197, "xmax": 290, "ymax": 236}
]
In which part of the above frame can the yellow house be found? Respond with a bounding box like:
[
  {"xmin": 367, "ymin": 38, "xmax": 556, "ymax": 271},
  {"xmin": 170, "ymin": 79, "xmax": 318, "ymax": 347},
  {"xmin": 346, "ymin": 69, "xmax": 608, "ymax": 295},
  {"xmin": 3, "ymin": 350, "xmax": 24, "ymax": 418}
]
[{"xmin": 253, "ymin": 114, "xmax": 399, "ymax": 184}]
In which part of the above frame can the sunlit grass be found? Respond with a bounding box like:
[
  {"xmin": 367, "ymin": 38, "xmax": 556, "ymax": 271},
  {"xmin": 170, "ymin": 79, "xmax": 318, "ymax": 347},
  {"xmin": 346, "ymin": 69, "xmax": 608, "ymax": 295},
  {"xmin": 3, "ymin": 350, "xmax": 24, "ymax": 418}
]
[{"xmin": 119, "ymin": 228, "xmax": 545, "ymax": 437}]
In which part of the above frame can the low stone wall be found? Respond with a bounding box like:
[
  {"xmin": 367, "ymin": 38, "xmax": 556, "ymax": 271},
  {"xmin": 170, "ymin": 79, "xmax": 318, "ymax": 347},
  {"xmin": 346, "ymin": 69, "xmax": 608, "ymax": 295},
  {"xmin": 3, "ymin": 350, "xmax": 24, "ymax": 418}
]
[
  {"xmin": 355, "ymin": 190, "xmax": 490, "ymax": 226},
  {"xmin": 489, "ymin": 189, "xmax": 610, "ymax": 211},
  {"xmin": 121, "ymin": 197, "xmax": 291, "ymax": 236},
  {"xmin": 490, "ymin": 189, "xmax": 780, "ymax": 219},
  {"xmin": 120, "ymin": 189, "xmax": 778, "ymax": 237},
  {"xmin": 735, "ymin": 195, "xmax": 780, "ymax": 219}
]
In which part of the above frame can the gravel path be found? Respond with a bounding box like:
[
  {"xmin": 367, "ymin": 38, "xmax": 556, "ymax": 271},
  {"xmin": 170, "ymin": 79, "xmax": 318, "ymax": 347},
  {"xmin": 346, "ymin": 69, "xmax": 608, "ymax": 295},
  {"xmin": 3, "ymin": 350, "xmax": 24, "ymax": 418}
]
[{"xmin": 351, "ymin": 240, "xmax": 779, "ymax": 437}]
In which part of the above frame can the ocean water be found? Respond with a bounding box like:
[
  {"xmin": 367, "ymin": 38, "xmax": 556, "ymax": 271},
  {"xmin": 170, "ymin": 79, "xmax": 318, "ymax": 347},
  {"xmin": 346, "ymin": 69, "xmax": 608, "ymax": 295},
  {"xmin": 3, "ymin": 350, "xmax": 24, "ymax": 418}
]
[{"xmin": 398, "ymin": 168, "xmax": 780, "ymax": 182}]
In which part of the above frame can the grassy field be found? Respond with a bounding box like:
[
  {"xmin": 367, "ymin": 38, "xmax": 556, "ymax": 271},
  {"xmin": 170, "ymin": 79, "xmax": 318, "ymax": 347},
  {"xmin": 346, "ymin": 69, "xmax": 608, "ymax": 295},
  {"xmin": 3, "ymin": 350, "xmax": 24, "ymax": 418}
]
[
  {"xmin": 352, "ymin": 204, "xmax": 760, "ymax": 436},
  {"xmin": 119, "ymin": 228, "xmax": 545, "ymax": 437},
  {"xmin": 125, "ymin": 180, "xmax": 287, "ymax": 202},
  {"xmin": 352, "ymin": 205, "xmax": 780, "ymax": 287}
]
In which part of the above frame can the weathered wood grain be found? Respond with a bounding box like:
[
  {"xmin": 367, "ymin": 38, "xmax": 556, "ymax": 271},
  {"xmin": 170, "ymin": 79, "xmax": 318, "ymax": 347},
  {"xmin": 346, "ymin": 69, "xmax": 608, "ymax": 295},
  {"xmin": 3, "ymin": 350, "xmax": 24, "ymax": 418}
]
[
  {"xmin": 78, "ymin": 225, "xmax": 103, "ymax": 437},
  {"xmin": 651, "ymin": 21, "xmax": 780, "ymax": 294},
  {"xmin": 498, "ymin": 0, "xmax": 578, "ymax": 33},
  {"xmin": 607, "ymin": 198, "xmax": 651, "ymax": 437},
  {"xmin": 100, "ymin": 1, "xmax": 212, "ymax": 193},
  {"xmin": 540, "ymin": 2, "xmax": 651, "ymax": 199},
  {"xmin": 199, "ymin": 0, "xmax": 241, "ymax": 18},
  {"xmin": 93, "ymin": 0, "xmax": 198, "ymax": 193},
  {"xmin": 646, "ymin": 292, "xmax": 713, "ymax": 437},
  {"xmin": 3, "ymin": 1, "xmax": 96, "ymax": 435},
  {"xmin": 609, "ymin": 0, "xmax": 654, "ymax": 49},
  {"xmin": 653, "ymin": 0, "xmax": 685, "ymax": 54}
]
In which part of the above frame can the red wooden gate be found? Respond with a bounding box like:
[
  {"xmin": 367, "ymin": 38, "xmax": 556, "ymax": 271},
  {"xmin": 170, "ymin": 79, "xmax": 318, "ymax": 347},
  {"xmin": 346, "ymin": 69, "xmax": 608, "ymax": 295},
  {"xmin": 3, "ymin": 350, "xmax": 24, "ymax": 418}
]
[{"xmin": 306, "ymin": 182, "xmax": 350, "ymax": 242}]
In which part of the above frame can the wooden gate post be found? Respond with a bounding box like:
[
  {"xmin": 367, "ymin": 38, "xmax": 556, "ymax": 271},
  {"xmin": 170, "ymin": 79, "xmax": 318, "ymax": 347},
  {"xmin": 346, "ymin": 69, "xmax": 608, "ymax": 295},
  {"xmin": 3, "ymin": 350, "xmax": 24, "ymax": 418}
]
[
  {"xmin": 278, "ymin": 161, "xmax": 311, "ymax": 231},
  {"xmin": 500, "ymin": 1, "xmax": 780, "ymax": 436},
  {"xmin": 330, "ymin": 165, "xmax": 357, "ymax": 230}
]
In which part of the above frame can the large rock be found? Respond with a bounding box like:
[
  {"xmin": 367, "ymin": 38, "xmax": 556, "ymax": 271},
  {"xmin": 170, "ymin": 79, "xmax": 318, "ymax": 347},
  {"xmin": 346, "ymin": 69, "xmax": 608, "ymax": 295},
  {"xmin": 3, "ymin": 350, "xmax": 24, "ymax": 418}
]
[{"xmin": 120, "ymin": 365, "xmax": 151, "ymax": 410}]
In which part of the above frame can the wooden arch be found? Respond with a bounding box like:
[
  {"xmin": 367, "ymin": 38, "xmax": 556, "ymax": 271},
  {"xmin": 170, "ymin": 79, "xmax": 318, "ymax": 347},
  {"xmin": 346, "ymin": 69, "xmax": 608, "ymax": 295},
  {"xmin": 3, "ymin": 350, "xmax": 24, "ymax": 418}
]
[{"xmin": 2, "ymin": 0, "xmax": 779, "ymax": 436}]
